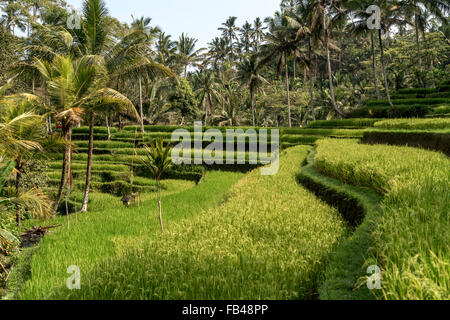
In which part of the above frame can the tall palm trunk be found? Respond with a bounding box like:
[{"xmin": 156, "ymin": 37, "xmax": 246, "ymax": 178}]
[
  {"xmin": 52, "ymin": 127, "xmax": 70, "ymax": 215},
  {"xmin": 308, "ymin": 39, "xmax": 316, "ymax": 121},
  {"xmin": 285, "ymin": 52, "xmax": 292, "ymax": 127},
  {"xmin": 250, "ymin": 86, "xmax": 256, "ymax": 127},
  {"xmin": 415, "ymin": 12, "xmax": 424, "ymax": 86},
  {"xmin": 81, "ymin": 113, "xmax": 94, "ymax": 213},
  {"xmin": 157, "ymin": 182, "xmax": 163, "ymax": 232},
  {"xmin": 371, "ymin": 32, "xmax": 382, "ymax": 100},
  {"xmin": 139, "ymin": 75, "xmax": 145, "ymax": 133},
  {"xmin": 293, "ymin": 59, "xmax": 296, "ymax": 82},
  {"xmin": 106, "ymin": 114, "xmax": 111, "ymax": 140},
  {"xmin": 323, "ymin": 8, "xmax": 344, "ymax": 117},
  {"xmin": 378, "ymin": 29, "xmax": 394, "ymax": 110},
  {"xmin": 15, "ymin": 160, "xmax": 22, "ymax": 226}
]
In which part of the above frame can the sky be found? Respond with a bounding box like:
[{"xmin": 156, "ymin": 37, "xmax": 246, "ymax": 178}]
[{"xmin": 66, "ymin": 0, "xmax": 281, "ymax": 48}]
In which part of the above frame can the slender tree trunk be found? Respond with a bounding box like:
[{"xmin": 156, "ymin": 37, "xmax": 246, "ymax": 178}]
[
  {"xmin": 106, "ymin": 115, "xmax": 111, "ymax": 140},
  {"xmin": 81, "ymin": 113, "xmax": 94, "ymax": 213},
  {"xmin": 415, "ymin": 13, "xmax": 424, "ymax": 86},
  {"xmin": 15, "ymin": 162, "xmax": 22, "ymax": 226},
  {"xmin": 324, "ymin": 10, "xmax": 344, "ymax": 117},
  {"xmin": 48, "ymin": 115, "xmax": 52, "ymax": 134},
  {"xmin": 285, "ymin": 52, "xmax": 292, "ymax": 127},
  {"xmin": 293, "ymin": 59, "xmax": 296, "ymax": 83},
  {"xmin": 139, "ymin": 75, "xmax": 145, "ymax": 133},
  {"xmin": 250, "ymin": 87, "xmax": 255, "ymax": 127},
  {"xmin": 371, "ymin": 32, "xmax": 382, "ymax": 100},
  {"xmin": 52, "ymin": 127, "xmax": 69, "ymax": 215},
  {"xmin": 314, "ymin": 55, "xmax": 318, "ymax": 81},
  {"xmin": 378, "ymin": 29, "xmax": 394, "ymax": 110},
  {"xmin": 158, "ymin": 182, "xmax": 163, "ymax": 232},
  {"xmin": 308, "ymin": 39, "xmax": 316, "ymax": 121}
]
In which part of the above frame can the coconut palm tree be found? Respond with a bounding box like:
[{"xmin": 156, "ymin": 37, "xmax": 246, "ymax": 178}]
[
  {"xmin": 218, "ymin": 16, "xmax": 240, "ymax": 61},
  {"xmin": 397, "ymin": 0, "xmax": 449, "ymax": 85},
  {"xmin": 0, "ymin": 97, "xmax": 64, "ymax": 225},
  {"xmin": 176, "ymin": 33, "xmax": 205, "ymax": 78},
  {"xmin": 252, "ymin": 17, "xmax": 267, "ymax": 52},
  {"xmin": 193, "ymin": 70, "xmax": 223, "ymax": 126},
  {"xmin": 208, "ymin": 37, "xmax": 229, "ymax": 70},
  {"xmin": 307, "ymin": 0, "xmax": 346, "ymax": 117},
  {"xmin": 284, "ymin": 1, "xmax": 318, "ymax": 119},
  {"xmin": 261, "ymin": 12, "xmax": 299, "ymax": 127},
  {"xmin": 156, "ymin": 32, "xmax": 177, "ymax": 66},
  {"xmin": 239, "ymin": 21, "xmax": 254, "ymax": 55},
  {"xmin": 344, "ymin": 0, "xmax": 383, "ymax": 100},
  {"xmin": 141, "ymin": 138, "xmax": 173, "ymax": 233},
  {"xmin": 236, "ymin": 54, "xmax": 269, "ymax": 126}
]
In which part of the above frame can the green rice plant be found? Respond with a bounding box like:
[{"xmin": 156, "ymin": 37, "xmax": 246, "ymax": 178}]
[
  {"xmin": 395, "ymin": 88, "xmax": 437, "ymax": 95},
  {"xmin": 347, "ymin": 105, "xmax": 431, "ymax": 118},
  {"xmin": 314, "ymin": 139, "xmax": 450, "ymax": 300},
  {"xmin": 367, "ymin": 98, "xmax": 450, "ymax": 107},
  {"xmin": 73, "ymin": 141, "xmax": 134, "ymax": 149},
  {"xmin": 17, "ymin": 172, "xmax": 243, "ymax": 300},
  {"xmin": 49, "ymin": 146, "xmax": 348, "ymax": 300},
  {"xmin": 48, "ymin": 162, "xmax": 129, "ymax": 172},
  {"xmin": 281, "ymin": 135, "xmax": 320, "ymax": 144},
  {"xmin": 431, "ymin": 105, "xmax": 450, "ymax": 116},
  {"xmin": 373, "ymin": 118, "xmax": 450, "ymax": 130},
  {"xmin": 72, "ymin": 127, "xmax": 118, "ymax": 134},
  {"xmin": 307, "ymin": 119, "xmax": 380, "ymax": 129}
]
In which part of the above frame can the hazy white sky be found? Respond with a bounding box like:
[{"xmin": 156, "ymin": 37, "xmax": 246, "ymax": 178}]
[{"xmin": 66, "ymin": 0, "xmax": 281, "ymax": 48}]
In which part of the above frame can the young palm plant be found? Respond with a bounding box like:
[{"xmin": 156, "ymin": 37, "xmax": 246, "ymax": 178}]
[{"xmin": 141, "ymin": 138, "xmax": 173, "ymax": 233}]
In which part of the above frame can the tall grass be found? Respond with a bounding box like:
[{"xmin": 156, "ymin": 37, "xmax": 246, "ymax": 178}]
[
  {"xmin": 50, "ymin": 146, "xmax": 348, "ymax": 300},
  {"xmin": 315, "ymin": 139, "xmax": 450, "ymax": 300}
]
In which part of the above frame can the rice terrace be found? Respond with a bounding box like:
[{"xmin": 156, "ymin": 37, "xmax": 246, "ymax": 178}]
[{"xmin": 0, "ymin": 0, "xmax": 449, "ymax": 307}]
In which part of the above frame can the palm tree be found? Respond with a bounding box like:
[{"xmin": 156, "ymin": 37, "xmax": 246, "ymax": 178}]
[
  {"xmin": 252, "ymin": 17, "xmax": 267, "ymax": 52},
  {"xmin": 397, "ymin": 0, "xmax": 449, "ymax": 85},
  {"xmin": 141, "ymin": 138, "xmax": 173, "ymax": 233},
  {"xmin": 0, "ymin": 0, "xmax": 27, "ymax": 35},
  {"xmin": 239, "ymin": 21, "xmax": 254, "ymax": 55},
  {"xmin": 193, "ymin": 70, "xmax": 223, "ymax": 126},
  {"xmin": 176, "ymin": 33, "xmax": 205, "ymax": 78},
  {"xmin": 156, "ymin": 32, "xmax": 177, "ymax": 65},
  {"xmin": 208, "ymin": 37, "xmax": 229, "ymax": 70},
  {"xmin": 285, "ymin": 1, "xmax": 318, "ymax": 119},
  {"xmin": 236, "ymin": 54, "xmax": 269, "ymax": 126},
  {"xmin": 218, "ymin": 16, "xmax": 240, "ymax": 61},
  {"xmin": 307, "ymin": 0, "xmax": 346, "ymax": 117},
  {"xmin": 80, "ymin": 89, "xmax": 139, "ymax": 213},
  {"xmin": 345, "ymin": 0, "xmax": 382, "ymax": 99},
  {"xmin": 33, "ymin": 55, "xmax": 130, "ymax": 214},
  {"xmin": 374, "ymin": 1, "xmax": 405, "ymax": 109},
  {"xmin": 0, "ymin": 100, "xmax": 63, "ymax": 225},
  {"xmin": 261, "ymin": 12, "xmax": 299, "ymax": 127}
]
